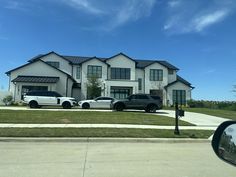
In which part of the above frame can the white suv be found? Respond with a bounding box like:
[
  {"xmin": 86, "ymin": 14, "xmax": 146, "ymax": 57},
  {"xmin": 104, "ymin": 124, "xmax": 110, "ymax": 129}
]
[{"xmin": 23, "ymin": 91, "xmax": 77, "ymax": 109}]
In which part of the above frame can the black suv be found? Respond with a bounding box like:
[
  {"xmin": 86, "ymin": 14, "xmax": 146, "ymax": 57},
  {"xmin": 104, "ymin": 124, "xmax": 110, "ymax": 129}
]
[{"xmin": 111, "ymin": 94, "xmax": 163, "ymax": 113}]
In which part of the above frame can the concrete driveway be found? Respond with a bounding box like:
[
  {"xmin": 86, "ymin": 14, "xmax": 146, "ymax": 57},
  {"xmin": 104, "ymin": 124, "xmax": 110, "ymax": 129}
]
[
  {"xmin": 156, "ymin": 110, "xmax": 229, "ymax": 127},
  {"xmin": 0, "ymin": 106, "xmax": 230, "ymax": 127}
]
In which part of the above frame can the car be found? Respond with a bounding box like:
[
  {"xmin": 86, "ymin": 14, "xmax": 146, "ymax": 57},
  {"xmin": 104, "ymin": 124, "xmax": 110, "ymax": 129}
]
[
  {"xmin": 23, "ymin": 91, "xmax": 77, "ymax": 109},
  {"xmin": 111, "ymin": 94, "xmax": 163, "ymax": 113},
  {"xmin": 78, "ymin": 96, "xmax": 115, "ymax": 109}
]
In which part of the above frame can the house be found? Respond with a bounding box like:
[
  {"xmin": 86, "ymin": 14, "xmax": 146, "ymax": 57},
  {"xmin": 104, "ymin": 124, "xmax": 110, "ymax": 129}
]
[{"xmin": 5, "ymin": 51, "xmax": 194, "ymax": 106}]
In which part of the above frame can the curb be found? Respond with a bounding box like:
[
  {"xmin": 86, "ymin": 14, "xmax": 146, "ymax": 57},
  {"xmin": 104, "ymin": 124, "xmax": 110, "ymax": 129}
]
[{"xmin": 0, "ymin": 137, "xmax": 211, "ymax": 143}]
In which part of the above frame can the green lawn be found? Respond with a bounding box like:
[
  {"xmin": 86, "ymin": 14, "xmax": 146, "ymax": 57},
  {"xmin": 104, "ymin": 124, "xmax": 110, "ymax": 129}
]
[
  {"xmin": 0, "ymin": 128, "xmax": 213, "ymax": 138},
  {"xmin": 0, "ymin": 110, "xmax": 193, "ymax": 126},
  {"xmin": 178, "ymin": 108, "xmax": 236, "ymax": 120}
]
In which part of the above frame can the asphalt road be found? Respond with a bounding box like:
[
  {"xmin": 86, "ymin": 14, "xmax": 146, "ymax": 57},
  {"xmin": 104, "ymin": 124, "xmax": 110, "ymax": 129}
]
[{"xmin": 0, "ymin": 141, "xmax": 235, "ymax": 177}]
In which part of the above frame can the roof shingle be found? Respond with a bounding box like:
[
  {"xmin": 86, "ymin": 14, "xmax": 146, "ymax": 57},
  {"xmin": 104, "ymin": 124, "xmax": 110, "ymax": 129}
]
[{"xmin": 12, "ymin": 76, "xmax": 59, "ymax": 83}]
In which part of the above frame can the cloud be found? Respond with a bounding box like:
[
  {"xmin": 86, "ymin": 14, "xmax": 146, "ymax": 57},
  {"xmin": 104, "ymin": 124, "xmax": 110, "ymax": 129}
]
[
  {"xmin": 168, "ymin": 0, "xmax": 182, "ymax": 8},
  {"xmin": 61, "ymin": 0, "xmax": 156, "ymax": 30},
  {"xmin": 3, "ymin": 0, "xmax": 26, "ymax": 11},
  {"xmin": 164, "ymin": 0, "xmax": 235, "ymax": 34},
  {"xmin": 108, "ymin": 0, "xmax": 155, "ymax": 30},
  {"xmin": 63, "ymin": 0, "xmax": 104, "ymax": 14},
  {"xmin": 193, "ymin": 10, "xmax": 229, "ymax": 32}
]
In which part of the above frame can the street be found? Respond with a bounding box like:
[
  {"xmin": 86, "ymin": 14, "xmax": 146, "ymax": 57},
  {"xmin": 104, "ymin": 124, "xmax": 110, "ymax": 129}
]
[{"xmin": 0, "ymin": 140, "xmax": 235, "ymax": 177}]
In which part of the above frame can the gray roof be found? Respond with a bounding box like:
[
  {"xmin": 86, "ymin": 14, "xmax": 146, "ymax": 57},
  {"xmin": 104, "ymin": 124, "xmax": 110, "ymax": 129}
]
[
  {"xmin": 165, "ymin": 75, "xmax": 194, "ymax": 89},
  {"xmin": 27, "ymin": 52, "xmax": 179, "ymax": 70},
  {"xmin": 135, "ymin": 60, "xmax": 179, "ymax": 70},
  {"xmin": 12, "ymin": 76, "xmax": 59, "ymax": 83}
]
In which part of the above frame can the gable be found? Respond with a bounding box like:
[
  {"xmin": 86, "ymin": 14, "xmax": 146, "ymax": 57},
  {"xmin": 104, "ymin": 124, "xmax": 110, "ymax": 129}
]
[
  {"xmin": 106, "ymin": 53, "xmax": 136, "ymax": 68},
  {"xmin": 9, "ymin": 60, "xmax": 68, "ymax": 80}
]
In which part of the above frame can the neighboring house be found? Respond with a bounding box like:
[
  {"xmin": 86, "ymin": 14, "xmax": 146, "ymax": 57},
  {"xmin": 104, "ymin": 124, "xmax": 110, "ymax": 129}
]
[{"xmin": 5, "ymin": 51, "xmax": 194, "ymax": 106}]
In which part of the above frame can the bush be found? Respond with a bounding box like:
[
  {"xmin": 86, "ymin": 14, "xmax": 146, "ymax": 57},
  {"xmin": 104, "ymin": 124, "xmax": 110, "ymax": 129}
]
[
  {"xmin": 187, "ymin": 99, "xmax": 236, "ymax": 111},
  {"xmin": 2, "ymin": 95, "xmax": 13, "ymax": 106}
]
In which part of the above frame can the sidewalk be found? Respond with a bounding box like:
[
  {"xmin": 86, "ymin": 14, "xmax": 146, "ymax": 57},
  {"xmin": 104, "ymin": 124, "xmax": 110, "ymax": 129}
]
[{"xmin": 0, "ymin": 123, "xmax": 217, "ymax": 130}]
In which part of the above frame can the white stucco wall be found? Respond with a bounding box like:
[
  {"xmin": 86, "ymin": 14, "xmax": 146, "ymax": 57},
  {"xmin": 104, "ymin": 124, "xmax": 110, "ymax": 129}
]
[
  {"xmin": 9, "ymin": 60, "xmax": 70, "ymax": 101},
  {"xmin": 106, "ymin": 54, "xmax": 136, "ymax": 80},
  {"xmin": 144, "ymin": 62, "xmax": 168, "ymax": 93},
  {"xmin": 166, "ymin": 82, "xmax": 192, "ymax": 106},
  {"xmin": 80, "ymin": 59, "xmax": 108, "ymax": 100},
  {"xmin": 40, "ymin": 53, "xmax": 72, "ymax": 75},
  {"xmin": 168, "ymin": 70, "xmax": 177, "ymax": 83}
]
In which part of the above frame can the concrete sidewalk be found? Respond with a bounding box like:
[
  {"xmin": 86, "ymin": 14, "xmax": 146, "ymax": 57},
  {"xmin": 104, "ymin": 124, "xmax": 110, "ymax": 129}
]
[{"xmin": 0, "ymin": 123, "xmax": 217, "ymax": 130}]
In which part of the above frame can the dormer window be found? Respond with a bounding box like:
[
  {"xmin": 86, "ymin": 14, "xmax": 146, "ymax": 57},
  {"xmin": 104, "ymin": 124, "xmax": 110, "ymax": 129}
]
[
  {"xmin": 168, "ymin": 70, "xmax": 174, "ymax": 75},
  {"xmin": 46, "ymin": 61, "xmax": 60, "ymax": 69}
]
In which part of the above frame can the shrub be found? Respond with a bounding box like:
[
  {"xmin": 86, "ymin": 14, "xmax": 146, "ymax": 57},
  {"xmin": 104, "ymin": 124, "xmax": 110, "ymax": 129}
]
[
  {"xmin": 187, "ymin": 99, "xmax": 236, "ymax": 111},
  {"xmin": 2, "ymin": 95, "xmax": 13, "ymax": 106}
]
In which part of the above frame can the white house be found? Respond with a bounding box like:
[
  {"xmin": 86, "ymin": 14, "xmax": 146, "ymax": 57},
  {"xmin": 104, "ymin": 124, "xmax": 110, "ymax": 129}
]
[{"xmin": 6, "ymin": 51, "xmax": 194, "ymax": 106}]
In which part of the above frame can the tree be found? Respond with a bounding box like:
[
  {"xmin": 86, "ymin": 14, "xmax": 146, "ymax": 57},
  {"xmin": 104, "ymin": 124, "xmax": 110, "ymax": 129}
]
[
  {"xmin": 86, "ymin": 76, "xmax": 102, "ymax": 99},
  {"xmin": 2, "ymin": 95, "xmax": 13, "ymax": 106}
]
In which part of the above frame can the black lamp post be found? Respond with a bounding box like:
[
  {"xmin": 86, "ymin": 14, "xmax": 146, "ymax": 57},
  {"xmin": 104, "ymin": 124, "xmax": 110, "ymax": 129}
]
[{"xmin": 174, "ymin": 102, "xmax": 180, "ymax": 135}]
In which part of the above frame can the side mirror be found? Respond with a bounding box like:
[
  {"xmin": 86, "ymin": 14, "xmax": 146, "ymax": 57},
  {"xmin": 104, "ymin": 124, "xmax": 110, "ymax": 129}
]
[{"xmin": 212, "ymin": 121, "xmax": 236, "ymax": 166}]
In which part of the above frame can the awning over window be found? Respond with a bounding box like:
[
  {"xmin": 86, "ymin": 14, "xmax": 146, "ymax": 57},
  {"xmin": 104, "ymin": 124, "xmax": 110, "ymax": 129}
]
[{"xmin": 12, "ymin": 75, "xmax": 59, "ymax": 83}]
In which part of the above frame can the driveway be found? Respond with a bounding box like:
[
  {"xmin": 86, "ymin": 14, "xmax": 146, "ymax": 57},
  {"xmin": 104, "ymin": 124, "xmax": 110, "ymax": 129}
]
[
  {"xmin": 156, "ymin": 110, "xmax": 229, "ymax": 127},
  {"xmin": 0, "ymin": 106, "xmax": 230, "ymax": 127}
]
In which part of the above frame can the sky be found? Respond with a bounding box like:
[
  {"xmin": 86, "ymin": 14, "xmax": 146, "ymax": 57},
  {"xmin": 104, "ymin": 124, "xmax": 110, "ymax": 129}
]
[{"xmin": 0, "ymin": 0, "xmax": 236, "ymax": 101}]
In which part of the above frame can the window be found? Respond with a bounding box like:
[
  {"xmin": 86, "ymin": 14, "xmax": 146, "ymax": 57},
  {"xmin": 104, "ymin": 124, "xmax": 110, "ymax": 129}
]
[
  {"xmin": 136, "ymin": 95, "xmax": 148, "ymax": 99},
  {"xmin": 111, "ymin": 68, "xmax": 130, "ymax": 80},
  {"xmin": 87, "ymin": 65, "xmax": 102, "ymax": 78},
  {"xmin": 150, "ymin": 69, "xmax": 163, "ymax": 81},
  {"xmin": 110, "ymin": 88, "xmax": 131, "ymax": 99},
  {"xmin": 46, "ymin": 61, "xmax": 60, "ymax": 69},
  {"xmin": 168, "ymin": 70, "xmax": 174, "ymax": 75},
  {"xmin": 76, "ymin": 67, "xmax": 80, "ymax": 79},
  {"xmin": 173, "ymin": 90, "xmax": 186, "ymax": 105},
  {"xmin": 138, "ymin": 78, "xmax": 142, "ymax": 90}
]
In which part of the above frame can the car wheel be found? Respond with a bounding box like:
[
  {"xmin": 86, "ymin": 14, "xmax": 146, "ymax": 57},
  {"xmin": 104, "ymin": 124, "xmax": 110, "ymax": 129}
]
[
  {"xmin": 115, "ymin": 103, "xmax": 124, "ymax": 111},
  {"xmin": 62, "ymin": 102, "xmax": 71, "ymax": 109},
  {"xmin": 29, "ymin": 101, "xmax": 38, "ymax": 108},
  {"xmin": 146, "ymin": 104, "xmax": 157, "ymax": 113},
  {"xmin": 82, "ymin": 103, "xmax": 90, "ymax": 109}
]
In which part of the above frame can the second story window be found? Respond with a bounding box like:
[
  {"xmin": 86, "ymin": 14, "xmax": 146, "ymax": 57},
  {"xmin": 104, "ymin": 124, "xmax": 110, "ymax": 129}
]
[
  {"xmin": 76, "ymin": 66, "xmax": 80, "ymax": 79},
  {"xmin": 138, "ymin": 78, "xmax": 142, "ymax": 90},
  {"xmin": 150, "ymin": 69, "xmax": 163, "ymax": 81},
  {"xmin": 46, "ymin": 61, "xmax": 60, "ymax": 69},
  {"xmin": 168, "ymin": 69, "xmax": 174, "ymax": 75},
  {"xmin": 87, "ymin": 65, "xmax": 102, "ymax": 78},
  {"xmin": 111, "ymin": 68, "xmax": 130, "ymax": 80}
]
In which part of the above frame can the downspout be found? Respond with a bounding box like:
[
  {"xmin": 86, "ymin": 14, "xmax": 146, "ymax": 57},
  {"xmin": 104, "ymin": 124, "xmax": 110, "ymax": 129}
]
[
  {"xmin": 143, "ymin": 69, "xmax": 146, "ymax": 93},
  {"xmin": 13, "ymin": 82, "xmax": 16, "ymax": 102},
  {"xmin": 7, "ymin": 74, "xmax": 10, "ymax": 91},
  {"xmin": 66, "ymin": 77, "xmax": 69, "ymax": 97}
]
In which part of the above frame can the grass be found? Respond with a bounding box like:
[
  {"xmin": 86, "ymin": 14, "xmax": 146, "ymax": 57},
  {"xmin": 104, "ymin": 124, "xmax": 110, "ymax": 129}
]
[
  {"xmin": 165, "ymin": 107, "xmax": 236, "ymax": 120},
  {"xmin": 0, "ymin": 110, "xmax": 193, "ymax": 126},
  {"xmin": 0, "ymin": 128, "xmax": 214, "ymax": 138}
]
